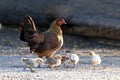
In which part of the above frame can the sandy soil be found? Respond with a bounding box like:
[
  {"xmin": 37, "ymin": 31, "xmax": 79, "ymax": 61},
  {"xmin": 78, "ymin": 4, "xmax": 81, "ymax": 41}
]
[{"xmin": 0, "ymin": 26, "xmax": 120, "ymax": 80}]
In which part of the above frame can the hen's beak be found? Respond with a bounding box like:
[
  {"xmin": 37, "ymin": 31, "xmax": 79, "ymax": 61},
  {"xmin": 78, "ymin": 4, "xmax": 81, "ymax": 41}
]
[
  {"xmin": 63, "ymin": 19, "xmax": 66, "ymax": 24},
  {"xmin": 64, "ymin": 21, "xmax": 67, "ymax": 24}
]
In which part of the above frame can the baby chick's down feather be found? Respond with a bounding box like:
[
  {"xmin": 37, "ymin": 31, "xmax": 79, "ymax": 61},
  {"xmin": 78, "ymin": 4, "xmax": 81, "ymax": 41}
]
[
  {"xmin": 45, "ymin": 55, "xmax": 62, "ymax": 69},
  {"xmin": 61, "ymin": 55, "xmax": 69, "ymax": 68},
  {"xmin": 89, "ymin": 51, "xmax": 101, "ymax": 70},
  {"xmin": 70, "ymin": 54, "xmax": 79, "ymax": 68},
  {"xmin": 21, "ymin": 58, "xmax": 44, "ymax": 72}
]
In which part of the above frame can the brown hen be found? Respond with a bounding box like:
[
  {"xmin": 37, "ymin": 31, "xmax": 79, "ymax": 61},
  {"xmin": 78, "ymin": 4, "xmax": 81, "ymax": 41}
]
[{"xmin": 20, "ymin": 15, "xmax": 66, "ymax": 58}]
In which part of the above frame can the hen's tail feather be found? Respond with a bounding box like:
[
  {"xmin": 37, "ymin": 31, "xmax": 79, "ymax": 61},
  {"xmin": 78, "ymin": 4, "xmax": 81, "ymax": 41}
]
[
  {"xmin": 25, "ymin": 15, "xmax": 37, "ymax": 31},
  {"xmin": 19, "ymin": 15, "xmax": 38, "ymax": 42},
  {"xmin": 20, "ymin": 21, "xmax": 26, "ymax": 41}
]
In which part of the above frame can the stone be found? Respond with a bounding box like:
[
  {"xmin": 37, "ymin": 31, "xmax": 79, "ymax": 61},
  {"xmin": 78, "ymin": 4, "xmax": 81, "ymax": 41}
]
[{"xmin": 0, "ymin": 0, "xmax": 120, "ymax": 40}]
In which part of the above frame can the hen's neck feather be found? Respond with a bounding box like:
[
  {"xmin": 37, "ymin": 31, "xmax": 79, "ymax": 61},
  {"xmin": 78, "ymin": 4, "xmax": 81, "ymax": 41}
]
[{"xmin": 47, "ymin": 21, "xmax": 62, "ymax": 35}]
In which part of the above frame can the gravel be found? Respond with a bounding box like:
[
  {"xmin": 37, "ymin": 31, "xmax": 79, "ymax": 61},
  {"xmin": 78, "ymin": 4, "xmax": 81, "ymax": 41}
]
[{"xmin": 0, "ymin": 54, "xmax": 120, "ymax": 80}]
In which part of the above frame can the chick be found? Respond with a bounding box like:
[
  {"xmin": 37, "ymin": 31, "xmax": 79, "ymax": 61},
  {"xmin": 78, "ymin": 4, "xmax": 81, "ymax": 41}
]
[
  {"xmin": 61, "ymin": 55, "xmax": 69, "ymax": 68},
  {"xmin": 70, "ymin": 54, "xmax": 79, "ymax": 68},
  {"xmin": 21, "ymin": 58, "xmax": 44, "ymax": 72},
  {"xmin": 45, "ymin": 55, "xmax": 62, "ymax": 69},
  {"xmin": 89, "ymin": 51, "xmax": 101, "ymax": 70},
  {"xmin": 61, "ymin": 48, "xmax": 67, "ymax": 55}
]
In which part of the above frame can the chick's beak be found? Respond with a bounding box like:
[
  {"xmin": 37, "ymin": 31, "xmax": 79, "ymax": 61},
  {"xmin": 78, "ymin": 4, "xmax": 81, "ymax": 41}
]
[{"xmin": 31, "ymin": 51, "xmax": 34, "ymax": 54}]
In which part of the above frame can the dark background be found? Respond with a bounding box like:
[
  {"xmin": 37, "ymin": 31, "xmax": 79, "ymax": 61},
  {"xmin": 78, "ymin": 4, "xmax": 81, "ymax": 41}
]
[{"xmin": 0, "ymin": 0, "xmax": 120, "ymax": 40}]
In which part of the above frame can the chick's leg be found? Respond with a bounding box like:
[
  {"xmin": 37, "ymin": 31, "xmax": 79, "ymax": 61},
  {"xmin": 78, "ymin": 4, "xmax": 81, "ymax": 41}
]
[
  {"xmin": 55, "ymin": 66, "xmax": 60, "ymax": 70},
  {"xmin": 23, "ymin": 66, "xmax": 27, "ymax": 71},
  {"xmin": 74, "ymin": 64, "xmax": 76, "ymax": 68},
  {"xmin": 49, "ymin": 65, "xmax": 53, "ymax": 70},
  {"xmin": 30, "ymin": 67, "xmax": 35, "ymax": 72},
  {"xmin": 94, "ymin": 65, "xmax": 96, "ymax": 70},
  {"xmin": 93, "ymin": 65, "xmax": 96, "ymax": 70},
  {"xmin": 63, "ymin": 64, "xmax": 66, "ymax": 68},
  {"xmin": 72, "ymin": 63, "xmax": 76, "ymax": 68}
]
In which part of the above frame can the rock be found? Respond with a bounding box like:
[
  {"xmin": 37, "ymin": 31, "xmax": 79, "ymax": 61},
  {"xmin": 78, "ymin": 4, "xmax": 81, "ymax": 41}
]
[
  {"xmin": 63, "ymin": 25, "xmax": 120, "ymax": 40},
  {"xmin": 0, "ymin": 0, "xmax": 120, "ymax": 40}
]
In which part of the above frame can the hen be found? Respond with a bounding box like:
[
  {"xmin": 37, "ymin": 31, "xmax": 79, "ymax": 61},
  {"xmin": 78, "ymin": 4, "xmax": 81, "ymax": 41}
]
[{"xmin": 20, "ymin": 15, "xmax": 66, "ymax": 58}]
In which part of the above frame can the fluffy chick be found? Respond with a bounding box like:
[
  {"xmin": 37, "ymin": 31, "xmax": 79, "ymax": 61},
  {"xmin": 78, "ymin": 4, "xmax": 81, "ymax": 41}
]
[
  {"xmin": 21, "ymin": 58, "xmax": 44, "ymax": 72},
  {"xmin": 70, "ymin": 54, "xmax": 79, "ymax": 68},
  {"xmin": 61, "ymin": 55, "xmax": 69, "ymax": 68},
  {"xmin": 45, "ymin": 55, "xmax": 62, "ymax": 69},
  {"xmin": 89, "ymin": 51, "xmax": 101, "ymax": 70}
]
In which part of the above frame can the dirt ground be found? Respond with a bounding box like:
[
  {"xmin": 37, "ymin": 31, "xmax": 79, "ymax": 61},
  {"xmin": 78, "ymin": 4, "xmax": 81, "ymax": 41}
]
[{"xmin": 0, "ymin": 26, "xmax": 120, "ymax": 80}]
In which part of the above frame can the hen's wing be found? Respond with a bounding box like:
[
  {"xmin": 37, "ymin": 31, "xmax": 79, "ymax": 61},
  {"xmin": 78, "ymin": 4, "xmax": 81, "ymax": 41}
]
[{"xmin": 34, "ymin": 32, "xmax": 61, "ymax": 53}]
